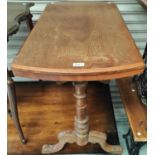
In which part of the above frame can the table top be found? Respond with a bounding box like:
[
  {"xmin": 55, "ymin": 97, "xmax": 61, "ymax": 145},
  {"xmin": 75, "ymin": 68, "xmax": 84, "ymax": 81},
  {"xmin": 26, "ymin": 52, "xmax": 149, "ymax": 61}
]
[
  {"xmin": 12, "ymin": 2, "xmax": 144, "ymax": 81},
  {"xmin": 7, "ymin": 2, "xmax": 34, "ymax": 36}
]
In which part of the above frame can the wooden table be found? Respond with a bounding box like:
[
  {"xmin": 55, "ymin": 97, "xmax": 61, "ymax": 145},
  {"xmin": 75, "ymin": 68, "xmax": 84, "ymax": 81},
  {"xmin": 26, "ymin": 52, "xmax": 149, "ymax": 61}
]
[{"xmin": 12, "ymin": 2, "xmax": 144, "ymax": 154}]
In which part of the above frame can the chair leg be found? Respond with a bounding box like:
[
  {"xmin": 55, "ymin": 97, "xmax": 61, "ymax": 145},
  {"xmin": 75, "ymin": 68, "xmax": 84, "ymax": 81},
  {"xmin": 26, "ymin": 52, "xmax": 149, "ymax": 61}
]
[
  {"xmin": 7, "ymin": 95, "xmax": 12, "ymax": 117},
  {"xmin": 7, "ymin": 77, "xmax": 27, "ymax": 144},
  {"xmin": 26, "ymin": 12, "xmax": 33, "ymax": 31}
]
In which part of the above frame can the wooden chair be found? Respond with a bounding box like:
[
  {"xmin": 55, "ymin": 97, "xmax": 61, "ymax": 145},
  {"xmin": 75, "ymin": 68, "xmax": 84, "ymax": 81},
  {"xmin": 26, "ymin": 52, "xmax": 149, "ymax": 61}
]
[{"xmin": 7, "ymin": 2, "xmax": 34, "ymax": 144}]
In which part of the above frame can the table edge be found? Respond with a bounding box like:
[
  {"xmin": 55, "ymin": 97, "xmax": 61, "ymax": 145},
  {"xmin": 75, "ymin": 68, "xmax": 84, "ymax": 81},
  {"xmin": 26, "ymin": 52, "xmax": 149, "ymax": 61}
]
[{"xmin": 12, "ymin": 62, "xmax": 145, "ymax": 81}]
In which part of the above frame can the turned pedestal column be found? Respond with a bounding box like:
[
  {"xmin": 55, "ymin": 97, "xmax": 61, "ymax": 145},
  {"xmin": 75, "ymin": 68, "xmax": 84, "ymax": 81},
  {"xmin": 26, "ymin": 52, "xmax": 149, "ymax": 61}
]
[{"xmin": 42, "ymin": 82, "xmax": 123, "ymax": 154}]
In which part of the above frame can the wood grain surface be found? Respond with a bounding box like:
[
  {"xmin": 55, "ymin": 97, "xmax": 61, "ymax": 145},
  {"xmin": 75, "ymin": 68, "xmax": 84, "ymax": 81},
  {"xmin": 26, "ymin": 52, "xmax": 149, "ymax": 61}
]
[
  {"xmin": 8, "ymin": 81, "xmax": 119, "ymax": 154},
  {"xmin": 12, "ymin": 2, "xmax": 144, "ymax": 81},
  {"xmin": 117, "ymin": 78, "xmax": 147, "ymax": 142}
]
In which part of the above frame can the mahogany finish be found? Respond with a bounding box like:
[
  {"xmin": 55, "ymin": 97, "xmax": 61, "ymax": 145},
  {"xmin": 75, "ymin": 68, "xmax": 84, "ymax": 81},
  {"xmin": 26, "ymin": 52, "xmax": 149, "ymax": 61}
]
[
  {"xmin": 42, "ymin": 82, "xmax": 122, "ymax": 154},
  {"xmin": 12, "ymin": 2, "xmax": 144, "ymax": 81},
  {"xmin": 117, "ymin": 78, "xmax": 147, "ymax": 142},
  {"xmin": 8, "ymin": 82, "xmax": 120, "ymax": 155},
  {"xmin": 11, "ymin": 2, "xmax": 145, "ymax": 154}
]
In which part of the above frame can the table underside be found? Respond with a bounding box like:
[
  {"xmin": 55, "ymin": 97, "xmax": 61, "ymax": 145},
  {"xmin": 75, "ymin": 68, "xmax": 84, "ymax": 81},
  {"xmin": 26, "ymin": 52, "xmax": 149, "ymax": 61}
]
[{"xmin": 8, "ymin": 81, "xmax": 121, "ymax": 154}]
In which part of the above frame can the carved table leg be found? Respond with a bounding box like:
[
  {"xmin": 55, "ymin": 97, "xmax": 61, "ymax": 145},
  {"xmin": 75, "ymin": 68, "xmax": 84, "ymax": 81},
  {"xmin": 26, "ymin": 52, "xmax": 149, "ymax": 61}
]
[
  {"xmin": 42, "ymin": 82, "xmax": 123, "ymax": 154},
  {"xmin": 7, "ymin": 76, "xmax": 26, "ymax": 144},
  {"xmin": 88, "ymin": 130, "xmax": 123, "ymax": 154},
  {"xmin": 73, "ymin": 82, "xmax": 89, "ymax": 146},
  {"xmin": 42, "ymin": 130, "xmax": 76, "ymax": 154}
]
